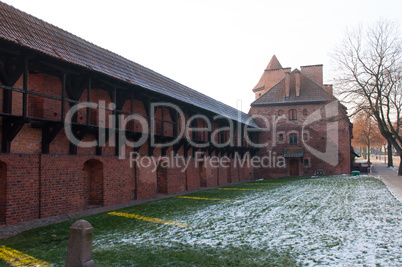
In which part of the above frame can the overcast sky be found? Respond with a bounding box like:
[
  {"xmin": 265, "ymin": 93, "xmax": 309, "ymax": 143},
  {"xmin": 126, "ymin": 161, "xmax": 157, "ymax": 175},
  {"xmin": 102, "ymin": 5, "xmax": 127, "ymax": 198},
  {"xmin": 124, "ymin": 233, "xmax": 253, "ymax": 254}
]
[{"xmin": 3, "ymin": 0, "xmax": 402, "ymax": 111}]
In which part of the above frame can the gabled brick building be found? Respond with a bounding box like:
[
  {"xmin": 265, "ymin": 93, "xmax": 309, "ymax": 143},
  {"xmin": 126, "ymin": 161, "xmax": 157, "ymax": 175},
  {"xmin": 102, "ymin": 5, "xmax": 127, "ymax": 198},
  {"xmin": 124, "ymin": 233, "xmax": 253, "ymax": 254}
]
[{"xmin": 249, "ymin": 56, "xmax": 352, "ymax": 178}]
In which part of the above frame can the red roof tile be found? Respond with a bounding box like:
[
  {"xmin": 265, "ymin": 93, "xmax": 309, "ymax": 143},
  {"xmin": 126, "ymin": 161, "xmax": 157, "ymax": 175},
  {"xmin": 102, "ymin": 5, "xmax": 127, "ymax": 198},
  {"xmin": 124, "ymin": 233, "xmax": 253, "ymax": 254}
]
[
  {"xmin": 0, "ymin": 2, "xmax": 257, "ymax": 128},
  {"xmin": 251, "ymin": 70, "xmax": 336, "ymax": 106},
  {"xmin": 265, "ymin": 55, "xmax": 282, "ymax": 70}
]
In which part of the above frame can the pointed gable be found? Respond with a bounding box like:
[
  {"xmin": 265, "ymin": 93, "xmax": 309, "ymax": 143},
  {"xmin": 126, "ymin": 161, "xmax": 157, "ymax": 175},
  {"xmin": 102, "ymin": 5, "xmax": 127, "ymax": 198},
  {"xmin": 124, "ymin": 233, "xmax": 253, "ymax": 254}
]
[
  {"xmin": 252, "ymin": 55, "xmax": 290, "ymax": 98},
  {"xmin": 265, "ymin": 55, "xmax": 283, "ymax": 70}
]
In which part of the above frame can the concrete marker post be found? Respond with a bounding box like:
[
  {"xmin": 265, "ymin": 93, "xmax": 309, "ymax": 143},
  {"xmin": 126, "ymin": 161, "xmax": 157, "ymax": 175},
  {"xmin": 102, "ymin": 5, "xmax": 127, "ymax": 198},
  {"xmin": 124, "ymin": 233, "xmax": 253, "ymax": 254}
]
[{"xmin": 66, "ymin": 220, "xmax": 95, "ymax": 267}]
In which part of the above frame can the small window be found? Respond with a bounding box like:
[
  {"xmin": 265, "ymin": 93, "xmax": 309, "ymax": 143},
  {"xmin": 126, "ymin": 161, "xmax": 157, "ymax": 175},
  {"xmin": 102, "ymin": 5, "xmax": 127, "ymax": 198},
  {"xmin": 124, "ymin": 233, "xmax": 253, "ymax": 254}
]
[
  {"xmin": 303, "ymin": 109, "xmax": 308, "ymax": 116},
  {"xmin": 289, "ymin": 133, "xmax": 297, "ymax": 144},
  {"xmin": 304, "ymin": 159, "xmax": 309, "ymax": 166},
  {"xmin": 278, "ymin": 110, "xmax": 284, "ymax": 116},
  {"xmin": 289, "ymin": 109, "xmax": 297, "ymax": 120},
  {"xmin": 278, "ymin": 133, "xmax": 284, "ymax": 141},
  {"xmin": 303, "ymin": 133, "xmax": 308, "ymax": 141},
  {"xmin": 259, "ymin": 93, "xmax": 261, "ymax": 97}
]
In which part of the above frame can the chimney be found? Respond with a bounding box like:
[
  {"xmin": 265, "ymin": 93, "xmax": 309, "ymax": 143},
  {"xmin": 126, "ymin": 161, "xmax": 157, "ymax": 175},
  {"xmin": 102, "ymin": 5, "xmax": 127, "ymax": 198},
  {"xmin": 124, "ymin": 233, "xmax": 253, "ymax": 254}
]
[
  {"xmin": 295, "ymin": 71, "xmax": 301, "ymax": 98},
  {"xmin": 324, "ymin": 84, "xmax": 333, "ymax": 95},
  {"xmin": 300, "ymin": 65, "xmax": 323, "ymax": 87},
  {"xmin": 285, "ymin": 72, "xmax": 290, "ymax": 98}
]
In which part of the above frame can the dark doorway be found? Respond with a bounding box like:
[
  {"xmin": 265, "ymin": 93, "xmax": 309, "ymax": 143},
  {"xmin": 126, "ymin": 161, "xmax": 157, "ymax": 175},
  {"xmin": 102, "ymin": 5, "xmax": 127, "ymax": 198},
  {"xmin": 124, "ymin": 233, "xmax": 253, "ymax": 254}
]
[
  {"xmin": 199, "ymin": 162, "xmax": 207, "ymax": 187},
  {"xmin": 289, "ymin": 159, "xmax": 299, "ymax": 176},
  {"xmin": 84, "ymin": 159, "xmax": 104, "ymax": 207},
  {"xmin": 157, "ymin": 164, "xmax": 168, "ymax": 194},
  {"xmin": 0, "ymin": 161, "xmax": 6, "ymax": 223}
]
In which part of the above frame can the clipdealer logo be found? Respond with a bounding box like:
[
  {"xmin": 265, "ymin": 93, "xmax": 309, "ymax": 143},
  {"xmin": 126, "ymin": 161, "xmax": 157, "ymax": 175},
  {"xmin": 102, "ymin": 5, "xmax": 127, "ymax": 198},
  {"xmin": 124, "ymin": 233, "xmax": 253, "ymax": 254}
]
[{"xmin": 63, "ymin": 100, "xmax": 340, "ymax": 170}]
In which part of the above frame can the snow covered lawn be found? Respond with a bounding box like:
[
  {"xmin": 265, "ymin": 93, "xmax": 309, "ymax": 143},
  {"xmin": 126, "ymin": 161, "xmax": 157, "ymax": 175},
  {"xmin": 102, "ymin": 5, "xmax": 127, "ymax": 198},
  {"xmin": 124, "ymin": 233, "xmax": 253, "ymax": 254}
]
[
  {"xmin": 1, "ymin": 175, "xmax": 401, "ymax": 266},
  {"xmin": 92, "ymin": 175, "xmax": 402, "ymax": 266}
]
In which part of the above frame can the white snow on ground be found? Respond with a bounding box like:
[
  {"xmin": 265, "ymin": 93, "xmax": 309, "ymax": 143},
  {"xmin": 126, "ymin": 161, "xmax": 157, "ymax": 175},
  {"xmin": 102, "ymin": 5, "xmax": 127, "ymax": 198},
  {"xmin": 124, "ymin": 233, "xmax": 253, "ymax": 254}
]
[
  {"xmin": 388, "ymin": 166, "xmax": 398, "ymax": 171},
  {"xmin": 94, "ymin": 176, "xmax": 402, "ymax": 265}
]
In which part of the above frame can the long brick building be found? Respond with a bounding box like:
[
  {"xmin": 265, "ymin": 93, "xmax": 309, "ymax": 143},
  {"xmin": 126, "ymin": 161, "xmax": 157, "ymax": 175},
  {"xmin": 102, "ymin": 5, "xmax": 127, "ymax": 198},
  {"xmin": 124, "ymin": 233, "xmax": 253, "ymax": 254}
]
[
  {"xmin": 0, "ymin": 2, "xmax": 352, "ymax": 226},
  {"xmin": 0, "ymin": 2, "xmax": 259, "ymax": 225},
  {"xmin": 249, "ymin": 55, "xmax": 352, "ymax": 178}
]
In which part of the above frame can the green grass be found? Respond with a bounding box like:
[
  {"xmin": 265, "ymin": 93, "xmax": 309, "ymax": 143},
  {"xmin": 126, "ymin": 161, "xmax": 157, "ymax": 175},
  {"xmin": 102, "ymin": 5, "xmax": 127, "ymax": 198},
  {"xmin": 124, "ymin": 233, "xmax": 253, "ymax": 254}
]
[{"xmin": 0, "ymin": 175, "xmax": 401, "ymax": 266}]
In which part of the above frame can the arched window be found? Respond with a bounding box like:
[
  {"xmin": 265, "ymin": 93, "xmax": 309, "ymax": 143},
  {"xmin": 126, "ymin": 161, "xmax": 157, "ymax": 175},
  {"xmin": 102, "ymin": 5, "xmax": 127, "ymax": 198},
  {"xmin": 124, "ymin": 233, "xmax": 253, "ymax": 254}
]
[
  {"xmin": 303, "ymin": 109, "xmax": 308, "ymax": 116},
  {"xmin": 278, "ymin": 133, "xmax": 284, "ymax": 141},
  {"xmin": 289, "ymin": 133, "xmax": 298, "ymax": 144},
  {"xmin": 289, "ymin": 109, "xmax": 297, "ymax": 120},
  {"xmin": 303, "ymin": 133, "xmax": 308, "ymax": 141}
]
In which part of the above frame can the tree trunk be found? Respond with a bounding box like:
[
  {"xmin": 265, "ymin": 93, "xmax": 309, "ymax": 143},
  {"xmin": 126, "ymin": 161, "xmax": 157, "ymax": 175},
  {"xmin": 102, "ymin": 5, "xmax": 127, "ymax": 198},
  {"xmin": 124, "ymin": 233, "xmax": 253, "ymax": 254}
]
[
  {"xmin": 367, "ymin": 140, "xmax": 371, "ymax": 164},
  {"xmin": 388, "ymin": 140, "xmax": 393, "ymax": 167},
  {"xmin": 399, "ymin": 155, "xmax": 402, "ymax": 176}
]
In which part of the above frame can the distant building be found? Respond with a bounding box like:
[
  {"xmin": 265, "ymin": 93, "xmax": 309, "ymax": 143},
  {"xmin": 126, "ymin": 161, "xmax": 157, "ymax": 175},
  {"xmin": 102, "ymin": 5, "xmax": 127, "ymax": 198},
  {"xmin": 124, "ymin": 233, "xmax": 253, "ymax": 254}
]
[{"xmin": 249, "ymin": 56, "xmax": 353, "ymax": 177}]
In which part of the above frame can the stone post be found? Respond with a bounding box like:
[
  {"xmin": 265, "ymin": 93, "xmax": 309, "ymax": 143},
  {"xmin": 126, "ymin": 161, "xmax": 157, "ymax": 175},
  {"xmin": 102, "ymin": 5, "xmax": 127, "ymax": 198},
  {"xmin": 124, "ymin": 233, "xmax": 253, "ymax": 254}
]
[{"xmin": 66, "ymin": 220, "xmax": 95, "ymax": 267}]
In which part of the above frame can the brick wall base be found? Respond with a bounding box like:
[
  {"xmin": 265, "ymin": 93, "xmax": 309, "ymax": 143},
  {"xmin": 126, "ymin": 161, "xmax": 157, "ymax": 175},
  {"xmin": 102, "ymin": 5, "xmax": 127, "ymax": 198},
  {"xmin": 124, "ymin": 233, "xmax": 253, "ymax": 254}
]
[{"xmin": 0, "ymin": 153, "xmax": 255, "ymax": 226}]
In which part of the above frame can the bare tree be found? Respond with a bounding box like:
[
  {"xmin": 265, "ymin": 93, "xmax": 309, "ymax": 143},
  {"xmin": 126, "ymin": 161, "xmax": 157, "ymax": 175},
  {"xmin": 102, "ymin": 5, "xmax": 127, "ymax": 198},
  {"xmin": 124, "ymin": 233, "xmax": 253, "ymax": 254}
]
[
  {"xmin": 352, "ymin": 111, "xmax": 385, "ymax": 163},
  {"xmin": 333, "ymin": 19, "xmax": 402, "ymax": 175}
]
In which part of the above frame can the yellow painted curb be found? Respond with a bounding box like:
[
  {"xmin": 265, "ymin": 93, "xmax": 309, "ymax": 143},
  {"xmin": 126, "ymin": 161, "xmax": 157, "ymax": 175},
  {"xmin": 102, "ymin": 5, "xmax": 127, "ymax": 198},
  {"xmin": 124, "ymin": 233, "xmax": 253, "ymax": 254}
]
[
  {"xmin": 175, "ymin": 196, "xmax": 243, "ymax": 203},
  {"xmin": 108, "ymin": 212, "xmax": 190, "ymax": 227},
  {"xmin": 244, "ymin": 183, "xmax": 288, "ymax": 185},
  {"xmin": 0, "ymin": 246, "xmax": 50, "ymax": 267},
  {"xmin": 218, "ymin": 188, "xmax": 267, "ymax": 191}
]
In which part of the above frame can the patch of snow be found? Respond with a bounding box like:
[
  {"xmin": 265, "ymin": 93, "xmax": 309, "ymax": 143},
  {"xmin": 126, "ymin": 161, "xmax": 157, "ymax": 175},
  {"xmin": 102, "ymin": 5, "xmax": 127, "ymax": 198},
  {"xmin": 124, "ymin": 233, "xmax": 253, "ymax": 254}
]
[{"xmin": 94, "ymin": 176, "xmax": 402, "ymax": 266}]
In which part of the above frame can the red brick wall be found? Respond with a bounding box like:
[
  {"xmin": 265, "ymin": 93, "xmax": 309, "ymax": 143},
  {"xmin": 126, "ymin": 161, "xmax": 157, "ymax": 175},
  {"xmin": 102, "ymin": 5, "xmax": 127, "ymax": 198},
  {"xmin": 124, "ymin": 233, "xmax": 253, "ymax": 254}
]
[
  {"xmin": 249, "ymin": 102, "xmax": 351, "ymax": 178},
  {"xmin": 167, "ymin": 165, "xmax": 186, "ymax": 194},
  {"xmin": 218, "ymin": 163, "xmax": 229, "ymax": 185},
  {"xmin": 0, "ymin": 160, "xmax": 7, "ymax": 223},
  {"xmin": 135, "ymin": 157, "xmax": 157, "ymax": 200},
  {"xmin": 0, "ymin": 154, "xmax": 39, "ymax": 225},
  {"xmin": 186, "ymin": 158, "xmax": 200, "ymax": 191},
  {"xmin": 0, "ymin": 69, "xmax": 257, "ymax": 226},
  {"xmin": 254, "ymin": 68, "xmax": 291, "ymax": 99},
  {"xmin": 205, "ymin": 157, "xmax": 219, "ymax": 187},
  {"xmin": 11, "ymin": 125, "xmax": 41, "ymax": 153}
]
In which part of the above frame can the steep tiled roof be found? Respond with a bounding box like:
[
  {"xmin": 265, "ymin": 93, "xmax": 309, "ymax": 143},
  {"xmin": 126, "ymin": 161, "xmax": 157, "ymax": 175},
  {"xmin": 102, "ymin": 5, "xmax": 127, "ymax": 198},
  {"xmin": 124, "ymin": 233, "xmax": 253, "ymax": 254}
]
[
  {"xmin": 0, "ymin": 2, "xmax": 258, "ymax": 128},
  {"xmin": 265, "ymin": 55, "xmax": 282, "ymax": 70},
  {"xmin": 252, "ymin": 55, "xmax": 290, "ymax": 93},
  {"xmin": 251, "ymin": 70, "xmax": 336, "ymax": 106}
]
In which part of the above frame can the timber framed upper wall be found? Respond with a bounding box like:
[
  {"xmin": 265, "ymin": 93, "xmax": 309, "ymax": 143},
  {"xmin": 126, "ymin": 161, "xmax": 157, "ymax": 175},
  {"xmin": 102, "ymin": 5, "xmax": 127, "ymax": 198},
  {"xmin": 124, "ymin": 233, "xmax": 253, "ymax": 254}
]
[{"xmin": 0, "ymin": 2, "xmax": 256, "ymax": 128}]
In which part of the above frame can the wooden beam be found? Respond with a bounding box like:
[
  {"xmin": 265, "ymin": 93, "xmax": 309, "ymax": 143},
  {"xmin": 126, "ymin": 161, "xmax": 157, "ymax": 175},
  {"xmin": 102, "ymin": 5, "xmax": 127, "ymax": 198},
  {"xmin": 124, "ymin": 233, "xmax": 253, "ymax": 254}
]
[
  {"xmin": 2, "ymin": 117, "xmax": 26, "ymax": 153},
  {"xmin": 86, "ymin": 77, "xmax": 91, "ymax": 126},
  {"xmin": 22, "ymin": 56, "xmax": 28, "ymax": 119},
  {"xmin": 9, "ymin": 58, "xmax": 26, "ymax": 86},
  {"xmin": 69, "ymin": 126, "xmax": 88, "ymax": 155},
  {"xmin": 42, "ymin": 123, "xmax": 62, "ymax": 154},
  {"xmin": 61, "ymin": 72, "xmax": 66, "ymax": 122}
]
